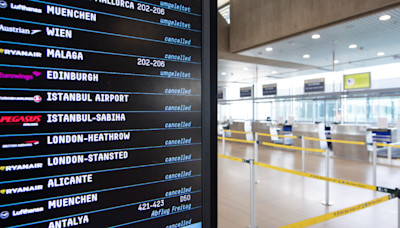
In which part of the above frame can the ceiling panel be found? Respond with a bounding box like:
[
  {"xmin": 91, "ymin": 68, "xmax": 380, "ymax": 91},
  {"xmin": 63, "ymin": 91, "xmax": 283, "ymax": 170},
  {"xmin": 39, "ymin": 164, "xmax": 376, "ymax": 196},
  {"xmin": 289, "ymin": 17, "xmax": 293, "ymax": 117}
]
[{"xmin": 237, "ymin": 7, "xmax": 400, "ymax": 72}]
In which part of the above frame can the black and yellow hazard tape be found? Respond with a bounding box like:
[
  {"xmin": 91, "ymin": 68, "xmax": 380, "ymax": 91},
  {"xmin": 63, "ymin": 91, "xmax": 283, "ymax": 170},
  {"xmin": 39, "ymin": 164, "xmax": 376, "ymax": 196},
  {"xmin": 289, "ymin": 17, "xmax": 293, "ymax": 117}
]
[{"xmin": 280, "ymin": 195, "xmax": 392, "ymax": 228}]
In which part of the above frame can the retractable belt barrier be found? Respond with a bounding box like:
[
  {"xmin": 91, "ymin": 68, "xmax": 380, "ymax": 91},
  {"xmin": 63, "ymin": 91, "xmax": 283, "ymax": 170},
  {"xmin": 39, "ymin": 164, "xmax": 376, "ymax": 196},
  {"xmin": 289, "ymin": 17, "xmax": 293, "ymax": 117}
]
[
  {"xmin": 280, "ymin": 195, "xmax": 397, "ymax": 228},
  {"xmin": 223, "ymin": 130, "xmax": 253, "ymax": 134},
  {"xmin": 257, "ymin": 132, "xmax": 297, "ymax": 139},
  {"xmin": 260, "ymin": 142, "xmax": 325, "ymax": 153},
  {"xmin": 218, "ymin": 154, "xmax": 394, "ymax": 192},
  {"xmin": 377, "ymin": 143, "xmax": 400, "ymax": 148},
  {"xmin": 304, "ymin": 137, "xmax": 366, "ymax": 145},
  {"xmin": 218, "ymin": 154, "xmax": 400, "ymax": 228},
  {"xmin": 218, "ymin": 136, "xmax": 324, "ymax": 153},
  {"xmin": 217, "ymin": 136, "xmax": 254, "ymax": 144}
]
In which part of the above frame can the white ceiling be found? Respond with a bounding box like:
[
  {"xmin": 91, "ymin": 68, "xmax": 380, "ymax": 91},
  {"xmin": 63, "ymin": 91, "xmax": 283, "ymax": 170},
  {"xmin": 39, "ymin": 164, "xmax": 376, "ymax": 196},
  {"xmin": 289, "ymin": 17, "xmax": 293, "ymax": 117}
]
[{"xmin": 219, "ymin": 7, "xmax": 400, "ymax": 85}]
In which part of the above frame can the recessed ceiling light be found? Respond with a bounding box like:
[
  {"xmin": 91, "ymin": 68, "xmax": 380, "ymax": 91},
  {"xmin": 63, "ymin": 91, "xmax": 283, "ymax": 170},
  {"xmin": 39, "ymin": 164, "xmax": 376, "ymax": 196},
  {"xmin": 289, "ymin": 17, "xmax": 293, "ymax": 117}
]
[
  {"xmin": 311, "ymin": 34, "xmax": 321, "ymax": 39},
  {"xmin": 243, "ymin": 67, "xmax": 248, "ymax": 70},
  {"xmin": 303, "ymin": 54, "xmax": 310, "ymax": 58},
  {"xmin": 349, "ymin": 44, "xmax": 357, "ymax": 49},
  {"xmin": 379, "ymin": 15, "xmax": 391, "ymax": 21},
  {"xmin": 377, "ymin": 52, "xmax": 385, "ymax": 56},
  {"xmin": 265, "ymin": 47, "xmax": 273, "ymax": 51},
  {"xmin": 272, "ymin": 71, "xmax": 277, "ymax": 74},
  {"xmin": 221, "ymin": 72, "xmax": 227, "ymax": 75},
  {"xmin": 334, "ymin": 60, "xmax": 339, "ymax": 64}
]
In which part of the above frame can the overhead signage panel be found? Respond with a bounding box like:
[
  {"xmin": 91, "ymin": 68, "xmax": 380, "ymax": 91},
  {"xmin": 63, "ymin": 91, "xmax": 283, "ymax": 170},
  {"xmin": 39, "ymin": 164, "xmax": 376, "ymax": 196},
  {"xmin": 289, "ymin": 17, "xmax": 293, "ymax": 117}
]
[
  {"xmin": 304, "ymin": 78, "xmax": 325, "ymax": 93},
  {"xmin": 262, "ymin": 84, "xmax": 277, "ymax": 96},
  {"xmin": 240, "ymin": 86, "xmax": 252, "ymax": 98},
  {"xmin": 344, "ymin": 72, "xmax": 371, "ymax": 90},
  {"xmin": 0, "ymin": 0, "xmax": 215, "ymax": 227}
]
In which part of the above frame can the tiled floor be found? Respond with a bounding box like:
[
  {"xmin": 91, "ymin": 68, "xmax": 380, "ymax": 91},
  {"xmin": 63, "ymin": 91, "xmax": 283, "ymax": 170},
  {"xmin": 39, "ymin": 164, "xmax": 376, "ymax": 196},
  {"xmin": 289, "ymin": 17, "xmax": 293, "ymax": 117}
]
[{"xmin": 218, "ymin": 141, "xmax": 400, "ymax": 228}]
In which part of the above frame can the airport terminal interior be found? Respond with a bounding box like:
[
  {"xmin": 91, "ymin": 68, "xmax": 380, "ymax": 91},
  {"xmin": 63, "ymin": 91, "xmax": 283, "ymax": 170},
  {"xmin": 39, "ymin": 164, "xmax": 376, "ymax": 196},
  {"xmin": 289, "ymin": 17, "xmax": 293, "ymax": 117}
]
[{"xmin": 217, "ymin": 0, "xmax": 400, "ymax": 227}]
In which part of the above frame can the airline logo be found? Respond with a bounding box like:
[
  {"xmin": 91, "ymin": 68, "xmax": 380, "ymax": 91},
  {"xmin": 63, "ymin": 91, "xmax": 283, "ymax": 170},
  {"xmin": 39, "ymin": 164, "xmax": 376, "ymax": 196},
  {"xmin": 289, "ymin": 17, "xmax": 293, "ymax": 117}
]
[
  {"xmin": 0, "ymin": 95, "xmax": 42, "ymax": 103},
  {"xmin": 0, "ymin": 1, "xmax": 7, "ymax": 9},
  {"xmin": 33, "ymin": 95, "xmax": 42, "ymax": 103},
  {"xmin": 0, "ymin": 163, "xmax": 43, "ymax": 172},
  {"xmin": 0, "ymin": 211, "xmax": 9, "ymax": 219},
  {"xmin": 2, "ymin": 140, "xmax": 39, "ymax": 149},
  {"xmin": 0, "ymin": 24, "xmax": 41, "ymax": 35},
  {"xmin": 0, "ymin": 115, "xmax": 42, "ymax": 127},
  {"xmin": 0, "ymin": 71, "xmax": 42, "ymax": 81},
  {"xmin": 1, "ymin": 185, "xmax": 43, "ymax": 195},
  {"xmin": 9, "ymin": 3, "xmax": 42, "ymax": 13},
  {"xmin": 0, "ymin": 48, "xmax": 42, "ymax": 58}
]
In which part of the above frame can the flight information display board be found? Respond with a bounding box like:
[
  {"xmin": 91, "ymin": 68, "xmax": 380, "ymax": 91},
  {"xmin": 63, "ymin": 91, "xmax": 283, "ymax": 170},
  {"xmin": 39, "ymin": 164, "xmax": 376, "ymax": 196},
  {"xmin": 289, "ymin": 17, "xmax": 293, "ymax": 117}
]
[
  {"xmin": 0, "ymin": 0, "xmax": 215, "ymax": 227},
  {"xmin": 304, "ymin": 78, "xmax": 325, "ymax": 93},
  {"xmin": 262, "ymin": 84, "xmax": 277, "ymax": 96}
]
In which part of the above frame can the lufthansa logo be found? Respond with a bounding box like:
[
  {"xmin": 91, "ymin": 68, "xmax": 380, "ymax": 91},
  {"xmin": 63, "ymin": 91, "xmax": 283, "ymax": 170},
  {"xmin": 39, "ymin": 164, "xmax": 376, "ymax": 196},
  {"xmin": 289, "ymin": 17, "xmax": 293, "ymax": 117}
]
[
  {"xmin": 0, "ymin": 211, "xmax": 9, "ymax": 219},
  {"xmin": 0, "ymin": 1, "xmax": 7, "ymax": 9}
]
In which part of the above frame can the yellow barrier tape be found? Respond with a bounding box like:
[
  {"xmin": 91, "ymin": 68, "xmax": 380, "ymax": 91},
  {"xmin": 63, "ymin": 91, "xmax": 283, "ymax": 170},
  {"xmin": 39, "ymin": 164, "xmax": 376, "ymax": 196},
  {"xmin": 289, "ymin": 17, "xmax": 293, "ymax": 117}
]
[
  {"xmin": 257, "ymin": 132, "xmax": 297, "ymax": 139},
  {"xmin": 217, "ymin": 154, "xmax": 243, "ymax": 162},
  {"xmin": 304, "ymin": 137, "xmax": 365, "ymax": 145},
  {"xmin": 218, "ymin": 137, "xmax": 254, "ymax": 144},
  {"xmin": 261, "ymin": 142, "xmax": 325, "ymax": 153},
  {"xmin": 224, "ymin": 130, "xmax": 253, "ymax": 134},
  {"xmin": 255, "ymin": 161, "xmax": 376, "ymax": 190},
  {"xmin": 280, "ymin": 195, "xmax": 390, "ymax": 228},
  {"xmin": 377, "ymin": 143, "xmax": 400, "ymax": 148}
]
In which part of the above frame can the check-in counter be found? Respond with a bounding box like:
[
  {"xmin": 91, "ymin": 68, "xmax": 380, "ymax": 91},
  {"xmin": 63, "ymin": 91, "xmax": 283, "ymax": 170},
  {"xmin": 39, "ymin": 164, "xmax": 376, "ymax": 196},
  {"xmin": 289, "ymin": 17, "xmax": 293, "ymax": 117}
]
[
  {"xmin": 252, "ymin": 121, "xmax": 279, "ymax": 143},
  {"xmin": 293, "ymin": 123, "xmax": 328, "ymax": 151},
  {"xmin": 331, "ymin": 125, "xmax": 373, "ymax": 162},
  {"xmin": 231, "ymin": 121, "xmax": 253, "ymax": 141}
]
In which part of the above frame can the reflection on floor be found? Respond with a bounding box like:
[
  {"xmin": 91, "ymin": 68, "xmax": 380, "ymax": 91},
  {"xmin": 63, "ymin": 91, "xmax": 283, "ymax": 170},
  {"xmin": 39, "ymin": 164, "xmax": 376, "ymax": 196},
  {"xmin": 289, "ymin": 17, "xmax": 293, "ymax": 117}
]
[{"xmin": 218, "ymin": 141, "xmax": 400, "ymax": 228}]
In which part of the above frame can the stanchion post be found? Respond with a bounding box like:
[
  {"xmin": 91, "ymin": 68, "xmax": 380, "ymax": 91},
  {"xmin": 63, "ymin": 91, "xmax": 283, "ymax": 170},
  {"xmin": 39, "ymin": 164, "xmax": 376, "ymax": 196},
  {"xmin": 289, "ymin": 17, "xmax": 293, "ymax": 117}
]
[
  {"xmin": 322, "ymin": 149, "xmax": 333, "ymax": 206},
  {"xmin": 249, "ymin": 159, "xmax": 257, "ymax": 228},
  {"xmin": 222, "ymin": 130, "xmax": 226, "ymax": 155},
  {"xmin": 388, "ymin": 145, "xmax": 392, "ymax": 166},
  {"xmin": 254, "ymin": 132, "xmax": 260, "ymax": 184},
  {"xmin": 301, "ymin": 136, "xmax": 305, "ymax": 172},
  {"xmin": 373, "ymin": 142, "xmax": 377, "ymax": 186}
]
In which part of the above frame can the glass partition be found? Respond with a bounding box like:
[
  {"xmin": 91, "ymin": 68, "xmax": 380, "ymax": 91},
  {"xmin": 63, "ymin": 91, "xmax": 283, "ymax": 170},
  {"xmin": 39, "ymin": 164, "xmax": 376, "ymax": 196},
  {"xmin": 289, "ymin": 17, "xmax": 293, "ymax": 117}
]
[{"xmin": 219, "ymin": 95, "xmax": 400, "ymax": 126}]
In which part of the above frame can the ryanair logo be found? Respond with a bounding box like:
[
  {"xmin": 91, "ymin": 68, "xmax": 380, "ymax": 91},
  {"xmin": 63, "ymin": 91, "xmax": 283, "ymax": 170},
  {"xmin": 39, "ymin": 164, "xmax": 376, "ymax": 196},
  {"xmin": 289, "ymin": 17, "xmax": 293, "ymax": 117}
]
[{"xmin": 1, "ymin": 185, "xmax": 43, "ymax": 195}]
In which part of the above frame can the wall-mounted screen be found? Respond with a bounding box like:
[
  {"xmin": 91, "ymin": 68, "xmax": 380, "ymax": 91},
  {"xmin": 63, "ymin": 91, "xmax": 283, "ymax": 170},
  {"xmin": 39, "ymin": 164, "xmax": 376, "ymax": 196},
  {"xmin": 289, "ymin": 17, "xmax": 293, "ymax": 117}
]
[
  {"xmin": 304, "ymin": 78, "xmax": 325, "ymax": 93},
  {"xmin": 262, "ymin": 84, "xmax": 277, "ymax": 96},
  {"xmin": 0, "ymin": 0, "xmax": 215, "ymax": 227},
  {"xmin": 240, "ymin": 87, "xmax": 252, "ymax": 97},
  {"xmin": 344, "ymin": 72, "xmax": 371, "ymax": 90}
]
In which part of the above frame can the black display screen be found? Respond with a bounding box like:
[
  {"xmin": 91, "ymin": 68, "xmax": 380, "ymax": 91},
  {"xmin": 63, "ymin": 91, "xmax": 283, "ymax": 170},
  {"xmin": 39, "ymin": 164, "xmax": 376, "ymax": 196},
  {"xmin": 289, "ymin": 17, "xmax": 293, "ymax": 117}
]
[
  {"xmin": 262, "ymin": 84, "xmax": 277, "ymax": 96},
  {"xmin": 0, "ymin": 0, "xmax": 204, "ymax": 227},
  {"xmin": 239, "ymin": 87, "xmax": 252, "ymax": 98},
  {"xmin": 304, "ymin": 78, "xmax": 325, "ymax": 93}
]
